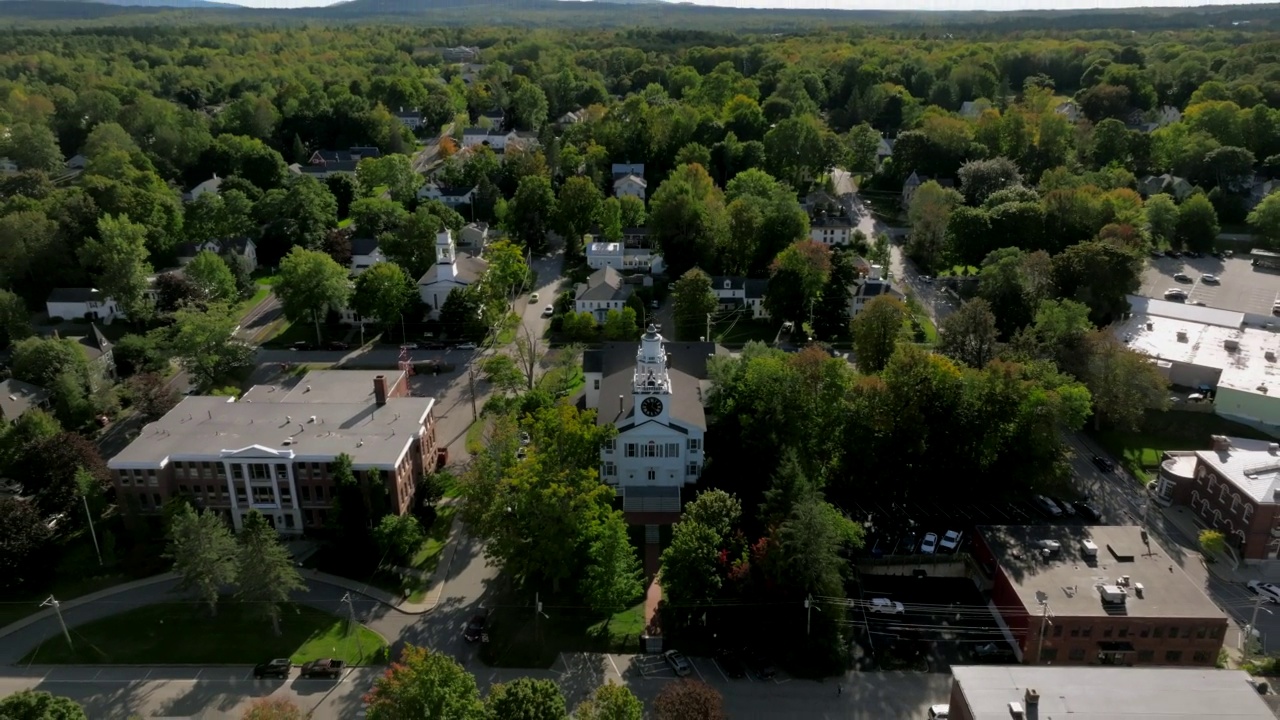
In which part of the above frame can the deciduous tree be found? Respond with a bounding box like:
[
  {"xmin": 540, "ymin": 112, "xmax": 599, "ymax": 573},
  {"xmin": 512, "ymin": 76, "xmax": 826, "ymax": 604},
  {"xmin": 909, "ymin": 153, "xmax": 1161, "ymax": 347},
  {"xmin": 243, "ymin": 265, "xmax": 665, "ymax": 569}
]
[
  {"xmin": 0, "ymin": 496, "xmax": 53, "ymax": 589},
  {"xmin": 161, "ymin": 303, "xmax": 254, "ymax": 388},
  {"xmin": 506, "ymin": 176, "xmax": 556, "ymax": 252},
  {"xmin": 653, "ymin": 680, "xmax": 726, "ymax": 720},
  {"xmin": 671, "ymin": 268, "xmax": 719, "ymax": 341},
  {"xmin": 356, "ymin": 154, "xmax": 421, "ymax": 205},
  {"xmin": 1144, "ymin": 193, "xmax": 1179, "ymax": 248},
  {"xmin": 373, "ymin": 513, "xmax": 425, "ymax": 565},
  {"xmin": 277, "ymin": 247, "xmax": 351, "ymax": 344},
  {"xmin": 353, "ymin": 261, "xmax": 415, "ymax": 328},
  {"xmin": 937, "ymin": 298, "xmax": 1000, "ymax": 368},
  {"xmin": 1249, "ymin": 192, "xmax": 1280, "ymax": 250},
  {"xmin": 185, "ymin": 250, "xmax": 238, "ymax": 303},
  {"xmin": 1081, "ymin": 331, "xmax": 1169, "ymax": 431},
  {"xmin": 80, "ymin": 214, "xmax": 154, "ymax": 320},
  {"xmin": 364, "ymin": 645, "xmax": 485, "ymax": 720},
  {"xmin": 0, "ymin": 690, "xmax": 86, "ymax": 720},
  {"xmin": 1175, "ymin": 194, "xmax": 1220, "ymax": 253},
  {"xmin": 484, "ymin": 678, "xmax": 566, "ymax": 720},
  {"xmin": 850, "ymin": 295, "xmax": 906, "ymax": 373},
  {"xmin": 573, "ymin": 682, "xmax": 643, "ymax": 720},
  {"xmin": 602, "ymin": 308, "xmax": 639, "ymax": 340},
  {"xmin": 581, "ymin": 511, "xmax": 644, "ymax": 617},
  {"xmin": 555, "ymin": 176, "xmax": 604, "ymax": 255},
  {"xmin": 957, "ymin": 156, "xmax": 1023, "ymax": 206},
  {"xmin": 165, "ymin": 505, "xmax": 238, "ymax": 617},
  {"xmin": 649, "ymin": 164, "xmax": 729, "ymax": 277},
  {"xmin": 907, "ymin": 180, "xmax": 964, "ymax": 271}
]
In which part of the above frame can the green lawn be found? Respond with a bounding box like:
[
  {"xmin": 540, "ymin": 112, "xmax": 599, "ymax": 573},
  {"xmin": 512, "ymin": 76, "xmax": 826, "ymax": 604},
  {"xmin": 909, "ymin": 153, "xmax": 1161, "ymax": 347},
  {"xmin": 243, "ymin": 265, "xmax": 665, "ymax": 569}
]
[
  {"xmin": 539, "ymin": 365, "xmax": 584, "ymax": 397},
  {"xmin": 338, "ymin": 217, "xmax": 353, "ymax": 229},
  {"xmin": 493, "ymin": 312, "xmax": 521, "ymax": 346},
  {"xmin": 403, "ymin": 504, "xmax": 460, "ymax": 603},
  {"xmin": 465, "ymin": 417, "xmax": 489, "ymax": 455},
  {"xmin": 586, "ymin": 601, "xmax": 647, "ymax": 650},
  {"xmin": 20, "ymin": 602, "xmax": 386, "ymax": 665},
  {"xmin": 1090, "ymin": 411, "xmax": 1276, "ymax": 481},
  {"xmin": 712, "ymin": 316, "xmax": 779, "ymax": 345},
  {"xmin": 481, "ymin": 595, "xmax": 649, "ymax": 668}
]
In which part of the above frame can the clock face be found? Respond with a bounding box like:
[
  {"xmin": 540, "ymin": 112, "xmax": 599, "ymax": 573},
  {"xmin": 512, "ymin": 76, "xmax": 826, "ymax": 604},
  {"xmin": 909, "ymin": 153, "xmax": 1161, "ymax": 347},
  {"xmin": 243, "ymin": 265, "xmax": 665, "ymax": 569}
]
[{"xmin": 641, "ymin": 397, "xmax": 664, "ymax": 417}]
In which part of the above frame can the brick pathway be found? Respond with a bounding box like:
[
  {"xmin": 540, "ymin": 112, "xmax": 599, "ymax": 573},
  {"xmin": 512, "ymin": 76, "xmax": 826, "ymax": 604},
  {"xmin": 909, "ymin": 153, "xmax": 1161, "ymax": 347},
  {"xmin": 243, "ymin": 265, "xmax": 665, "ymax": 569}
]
[{"xmin": 643, "ymin": 542, "xmax": 662, "ymax": 635}]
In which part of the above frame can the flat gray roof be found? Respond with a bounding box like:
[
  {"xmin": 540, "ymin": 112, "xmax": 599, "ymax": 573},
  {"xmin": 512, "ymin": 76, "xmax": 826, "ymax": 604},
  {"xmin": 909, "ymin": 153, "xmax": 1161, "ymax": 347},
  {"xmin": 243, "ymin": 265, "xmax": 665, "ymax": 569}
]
[
  {"xmin": 1196, "ymin": 436, "xmax": 1280, "ymax": 505},
  {"xmin": 981, "ymin": 525, "xmax": 1224, "ymax": 620},
  {"xmin": 108, "ymin": 393, "xmax": 433, "ymax": 470},
  {"xmin": 951, "ymin": 666, "xmax": 1272, "ymax": 719}
]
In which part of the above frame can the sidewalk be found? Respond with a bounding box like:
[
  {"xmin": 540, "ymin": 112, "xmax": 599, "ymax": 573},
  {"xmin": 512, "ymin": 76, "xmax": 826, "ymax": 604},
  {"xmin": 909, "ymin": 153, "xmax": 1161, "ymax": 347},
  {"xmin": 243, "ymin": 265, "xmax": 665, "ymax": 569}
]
[{"xmin": 0, "ymin": 573, "xmax": 179, "ymax": 645}]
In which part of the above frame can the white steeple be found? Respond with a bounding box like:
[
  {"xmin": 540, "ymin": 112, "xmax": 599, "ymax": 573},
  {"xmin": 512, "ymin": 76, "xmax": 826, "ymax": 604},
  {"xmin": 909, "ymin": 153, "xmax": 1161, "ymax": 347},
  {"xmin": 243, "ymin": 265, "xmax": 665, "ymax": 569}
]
[
  {"xmin": 436, "ymin": 229, "xmax": 456, "ymax": 266},
  {"xmin": 633, "ymin": 325, "xmax": 672, "ymax": 424},
  {"xmin": 434, "ymin": 229, "xmax": 458, "ymax": 281}
]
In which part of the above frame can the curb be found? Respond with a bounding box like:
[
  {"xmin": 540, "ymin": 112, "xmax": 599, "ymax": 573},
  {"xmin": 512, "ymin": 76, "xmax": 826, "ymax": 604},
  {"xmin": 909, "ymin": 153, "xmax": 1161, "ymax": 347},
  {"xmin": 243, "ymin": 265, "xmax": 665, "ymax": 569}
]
[{"xmin": 0, "ymin": 573, "xmax": 179, "ymax": 643}]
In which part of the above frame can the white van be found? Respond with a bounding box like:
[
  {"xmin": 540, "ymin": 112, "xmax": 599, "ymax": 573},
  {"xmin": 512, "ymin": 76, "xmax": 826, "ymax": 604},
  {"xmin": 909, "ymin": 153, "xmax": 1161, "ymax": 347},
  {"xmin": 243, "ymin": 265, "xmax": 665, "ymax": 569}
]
[{"xmin": 1249, "ymin": 580, "xmax": 1280, "ymax": 603}]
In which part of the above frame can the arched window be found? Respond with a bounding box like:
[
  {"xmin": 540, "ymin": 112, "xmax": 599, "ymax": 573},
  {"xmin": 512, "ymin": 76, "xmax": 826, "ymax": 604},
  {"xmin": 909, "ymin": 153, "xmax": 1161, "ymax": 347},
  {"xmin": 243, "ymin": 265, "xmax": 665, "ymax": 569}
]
[
  {"xmin": 1243, "ymin": 503, "xmax": 1254, "ymax": 522},
  {"xmin": 1192, "ymin": 490, "xmax": 1201, "ymax": 506}
]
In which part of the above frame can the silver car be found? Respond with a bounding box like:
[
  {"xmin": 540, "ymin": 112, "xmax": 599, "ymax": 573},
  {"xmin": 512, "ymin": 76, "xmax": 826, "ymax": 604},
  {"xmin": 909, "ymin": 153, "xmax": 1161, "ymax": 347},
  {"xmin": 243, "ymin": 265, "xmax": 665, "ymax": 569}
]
[{"xmin": 664, "ymin": 650, "xmax": 692, "ymax": 677}]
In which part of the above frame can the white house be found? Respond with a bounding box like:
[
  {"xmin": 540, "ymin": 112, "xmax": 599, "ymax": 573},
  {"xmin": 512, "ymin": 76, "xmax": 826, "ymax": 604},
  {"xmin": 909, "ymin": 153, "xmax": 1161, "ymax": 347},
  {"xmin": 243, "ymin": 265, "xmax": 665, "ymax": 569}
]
[
  {"xmin": 65, "ymin": 154, "xmax": 88, "ymax": 170},
  {"xmin": 809, "ymin": 214, "xmax": 857, "ymax": 246},
  {"xmin": 183, "ymin": 174, "xmax": 222, "ymax": 203},
  {"xmin": 175, "ymin": 237, "xmax": 258, "ymax": 273},
  {"xmin": 585, "ymin": 240, "xmax": 665, "ymax": 274},
  {"xmin": 1054, "ymin": 101, "xmax": 1083, "ymax": 123},
  {"xmin": 574, "ymin": 266, "xmax": 632, "ymax": 323},
  {"xmin": 460, "ymin": 222, "xmax": 489, "ymax": 248},
  {"xmin": 613, "ymin": 174, "xmax": 647, "ymax": 201},
  {"xmin": 418, "ymin": 183, "xmax": 476, "ymax": 208},
  {"xmin": 848, "ymin": 265, "xmax": 901, "ymax": 318},
  {"xmin": 0, "ymin": 158, "xmax": 18, "ymax": 174},
  {"xmin": 612, "ymin": 163, "xmax": 644, "ymax": 180},
  {"xmin": 710, "ymin": 276, "xmax": 769, "ymax": 321},
  {"xmin": 584, "ymin": 328, "xmax": 718, "ymax": 519},
  {"xmin": 417, "ymin": 229, "xmax": 487, "ymax": 318},
  {"xmin": 350, "ymin": 237, "xmax": 387, "ymax": 275},
  {"xmin": 46, "ymin": 288, "xmax": 121, "ymax": 324},
  {"xmin": 394, "ymin": 107, "xmax": 423, "ymax": 130}
]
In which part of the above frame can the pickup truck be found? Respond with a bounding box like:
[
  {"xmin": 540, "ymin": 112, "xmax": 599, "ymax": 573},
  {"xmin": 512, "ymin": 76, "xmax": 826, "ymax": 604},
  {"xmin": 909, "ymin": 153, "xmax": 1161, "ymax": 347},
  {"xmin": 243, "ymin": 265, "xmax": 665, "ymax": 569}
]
[{"xmin": 300, "ymin": 659, "xmax": 346, "ymax": 679}]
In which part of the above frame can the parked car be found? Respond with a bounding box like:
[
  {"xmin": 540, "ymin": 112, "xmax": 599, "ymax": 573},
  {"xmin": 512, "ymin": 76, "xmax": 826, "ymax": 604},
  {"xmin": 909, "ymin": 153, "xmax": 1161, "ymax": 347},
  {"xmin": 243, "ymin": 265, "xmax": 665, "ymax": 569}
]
[
  {"xmin": 1053, "ymin": 497, "xmax": 1076, "ymax": 515},
  {"xmin": 542, "ymin": 305, "xmax": 554, "ymax": 318},
  {"xmin": 664, "ymin": 650, "xmax": 692, "ymax": 677},
  {"xmin": 400, "ymin": 342, "xmax": 419, "ymax": 350},
  {"xmin": 463, "ymin": 614, "xmax": 488, "ymax": 642},
  {"xmin": 327, "ymin": 341, "xmax": 349, "ymax": 350},
  {"xmin": 299, "ymin": 659, "xmax": 345, "ymax": 679},
  {"xmin": 423, "ymin": 341, "xmax": 445, "ymax": 350},
  {"xmin": 928, "ymin": 705, "xmax": 950, "ymax": 719},
  {"xmin": 1033, "ymin": 495, "xmax": 1063, "ymax": 517},
  {"xmin": 519, "ymin": 431, "xmax": 531, "ymax": 446},
  {"xmin": 1164, "ymin": 288, "xmax": 1188, "ymax": 300},
  {"xmin": 1173, "ymin": 272, "xmax": 1191, "ymax": 282},
  {"xmin": 1075, "ymin": 501, "xmax": 1102, "ymax": 522},
  {"xmin": 529, "ymin": 292, "xmax": 539, "ymax": 303},
  {"xmin": 1248, "ymin": 580, "xmax": 1280, "ymax": 603},
  {"xmin": 649, "ymin": 300, "xmax": 660, "ymax": 309},
  {"xmin": 516, "ymin": 448, "xmax": 528, "ymax": 461},
  {"xmin": 920, "ymin": 532, "xmax": 939, "ymax": 554},
  {"xmin": 742, "ymin": 648, "xmax": 778, "ymax": 680},
  {"xmin": 869, "ymin": 597, "xmax": 905, "ymax": 614},
  {"xmin": 1091, "ymin": 455, "xmax": 1114, "ymax": 473},
  {"xmin": 455, "ymin": 342, "xmax": 478, "ymax": 350},
  {"xmin": 290, "ymin": 341, "xmax": 314, "ymax": 351},
  {"xmin": 253, "ymin": 658, "xmax": 291, "ymax": 679},
  {"xmin": 714, "ymin": 648, "xmax": 747, "ymax": 679},
  {"xmin": 973, "ymin": 643, "xmax": 1007, "ymax": 659},
  {"xmin": 939, "ymin": 530, "xmax": 962, "ymax": 552},
  {"xmin": 1202, "ymin": 274, "xmax": 1220, "ymax": 283}
]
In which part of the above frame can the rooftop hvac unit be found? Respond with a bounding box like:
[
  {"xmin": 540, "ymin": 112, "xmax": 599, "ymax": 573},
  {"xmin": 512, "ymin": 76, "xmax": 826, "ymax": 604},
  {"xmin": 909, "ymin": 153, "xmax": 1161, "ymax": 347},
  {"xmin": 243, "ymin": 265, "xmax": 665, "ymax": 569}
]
[
  {"xmin": 1225, "ymin": 339, "xmax": 1240, "ymax": 351},
  {"xmin": 1009, "ymin": 701, "xmax": 1026, "ymax": 718},
  {"xmin": 1268, "ymin": 350, "xmax": 1277, "ymax": 362},
  {"xmin": 1177, "ymin": 330, "xmax": 1188, "ymax": 342}
]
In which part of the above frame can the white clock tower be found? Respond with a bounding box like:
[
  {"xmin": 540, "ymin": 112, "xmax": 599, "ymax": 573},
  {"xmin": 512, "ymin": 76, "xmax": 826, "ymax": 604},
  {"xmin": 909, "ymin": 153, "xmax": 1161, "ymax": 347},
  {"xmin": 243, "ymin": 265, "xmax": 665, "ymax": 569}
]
[{"xmin": 633, "ymin": 324, "xmax": 671, "ymax": 423}]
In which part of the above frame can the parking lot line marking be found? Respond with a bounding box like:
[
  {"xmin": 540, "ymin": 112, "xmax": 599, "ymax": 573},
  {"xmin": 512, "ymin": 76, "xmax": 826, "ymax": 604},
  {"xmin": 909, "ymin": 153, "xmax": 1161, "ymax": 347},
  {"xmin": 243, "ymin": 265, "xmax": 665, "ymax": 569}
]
[
  {"xmin": 691, "ymin": 659, "xmax": 706, "ymax": 684},
  {"xmin": 607, "ymin": 654, "xmax": 621, "ymax": 679},
  {"xmin": 710, "ymin": 658, "xmax": 730, "ymax": 683}
]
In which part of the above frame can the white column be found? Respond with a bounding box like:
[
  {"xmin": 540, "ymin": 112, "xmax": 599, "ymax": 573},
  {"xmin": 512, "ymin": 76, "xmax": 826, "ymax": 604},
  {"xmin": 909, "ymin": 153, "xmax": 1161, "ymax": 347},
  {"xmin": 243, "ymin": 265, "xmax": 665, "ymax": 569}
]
[
  {"xmin": 222, "ymin": 460, "xmax": 242, "ymax": 531},
  {"xmin": 284, "ymin": 463, "xmax": 301, "ymax": 533}
]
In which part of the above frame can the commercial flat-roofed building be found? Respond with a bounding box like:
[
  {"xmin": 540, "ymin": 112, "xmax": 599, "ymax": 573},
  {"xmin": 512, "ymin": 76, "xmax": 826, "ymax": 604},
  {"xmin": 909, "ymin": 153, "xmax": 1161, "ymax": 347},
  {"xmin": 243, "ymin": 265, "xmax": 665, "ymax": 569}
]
[
  {"xmin": 947, "ymin": 665, "xmax": 1273, "ymax": 720},
  {"xmin": 1155, "ymin": 434, "xmax": 1280, "ymax": 561},
  {"xmin": 107, "ymin": 370, "xmax": 437, "ymax": 535},
  {"xmin": 1115, "ymin": 294, "xmax": 1280, "ymax": 426},
  {"xmin": 972, "ymin": 525, "xmax": 1226, "ymax": 667}
]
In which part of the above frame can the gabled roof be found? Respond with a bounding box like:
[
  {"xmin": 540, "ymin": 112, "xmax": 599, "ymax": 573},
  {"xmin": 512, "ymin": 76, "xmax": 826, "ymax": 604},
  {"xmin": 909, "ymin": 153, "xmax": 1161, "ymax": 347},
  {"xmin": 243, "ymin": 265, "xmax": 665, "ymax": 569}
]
[
  {"xmin": 575, "ymin": 267, "xmax": 631, "ymax": 303},
  {"xmin": 613, "ymin": 173, "xmax": 647, "ymax": 188},
  {"xmin": 418, "ymin": 253, "xmax": 487, "ymax": 287},
  {"xmin": 350, "ymin": 237, "xmax": 380, "ymax": 257},
  {"xmin": 710, "ymin": 276, "xmax": 746, "ymax": 291},
  {"xmin": 479, "ymin": 108, "xmax": 505, "ymax": 120},
  {"xmin": 462, "ymin": 126, "xmax": 490, "ymax": 135},
  {"xmin": 0, "ymin": 378, "xmax": 50, "ymax": 421},
  {"xmin": 394, "ymin": 109, "xmax": 421, "ymax": 119},
  {"xmin": 592, "ymin": 339, "xmax": 726, "ymax": 430},
  {"xmin": 47, "ymin": 288, "xmax": 106, "ymax": 304}
]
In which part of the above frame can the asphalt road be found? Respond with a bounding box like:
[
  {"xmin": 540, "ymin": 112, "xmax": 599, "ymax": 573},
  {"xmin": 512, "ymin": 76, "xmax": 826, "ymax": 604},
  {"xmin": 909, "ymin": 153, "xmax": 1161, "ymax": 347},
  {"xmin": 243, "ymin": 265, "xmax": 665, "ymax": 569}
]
[{"xmin": 848, "ymin": 192, "xmax": 953, "ymax": 325}]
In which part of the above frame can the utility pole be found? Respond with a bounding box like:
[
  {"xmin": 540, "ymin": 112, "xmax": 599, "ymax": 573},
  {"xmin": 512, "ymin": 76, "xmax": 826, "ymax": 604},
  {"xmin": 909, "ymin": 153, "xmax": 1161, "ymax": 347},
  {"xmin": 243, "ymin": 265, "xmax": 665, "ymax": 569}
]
[
  {"xmin": 42, "ymin": 596, "xmax": 72, "ymax": 650},
  {"xmin": 341, "ymin": 593, "xmax": 365, "ymax": 663},
  {"xmin": 1245, "ymin": 593, "xmax": 1269, "ymax": 663},
  {"xmin": 1033, "ymin": 601, "xmax": 1052, "ymax": 664},
  {"xmin": 82, "ymin": 494, "xmax": 101, "ymax": 566},
  {"xmin": 467, "ymin": 363, "xmax": 478, "ymax": 421},
  {"xmin": 706, "ymin": 312, "xmax": 712, "ymax": 342}
]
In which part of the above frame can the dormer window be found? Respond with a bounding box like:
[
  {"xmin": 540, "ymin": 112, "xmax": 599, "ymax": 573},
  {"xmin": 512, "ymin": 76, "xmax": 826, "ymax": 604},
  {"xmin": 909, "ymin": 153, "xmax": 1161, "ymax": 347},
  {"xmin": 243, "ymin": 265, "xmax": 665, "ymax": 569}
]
[{"xmin": 723, "ymin": 280, "xmax": 731, "ymax": 289}]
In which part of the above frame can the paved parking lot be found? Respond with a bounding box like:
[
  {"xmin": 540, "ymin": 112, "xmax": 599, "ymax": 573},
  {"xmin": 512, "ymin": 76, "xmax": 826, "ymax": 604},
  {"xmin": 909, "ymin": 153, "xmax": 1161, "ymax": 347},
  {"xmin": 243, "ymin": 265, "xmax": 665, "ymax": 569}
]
[
  {"xmin": 856, "ymin": 576, "xmax": 1015, "ymax": 672},
  {"xmin": 850, "ymin": 499, "xmax": 1099, "ymax": 558},
  {"xmin": 1141, "ymin": 255, "xmax": 1280, "ymax": 316}
]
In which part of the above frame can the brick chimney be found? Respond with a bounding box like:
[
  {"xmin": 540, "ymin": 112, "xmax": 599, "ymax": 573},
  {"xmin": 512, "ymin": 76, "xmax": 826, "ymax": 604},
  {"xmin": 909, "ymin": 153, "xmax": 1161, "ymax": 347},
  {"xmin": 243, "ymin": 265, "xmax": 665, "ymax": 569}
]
[{"xmin": 374, "ymin": 375, "xmax": 387, "ymax": 407}]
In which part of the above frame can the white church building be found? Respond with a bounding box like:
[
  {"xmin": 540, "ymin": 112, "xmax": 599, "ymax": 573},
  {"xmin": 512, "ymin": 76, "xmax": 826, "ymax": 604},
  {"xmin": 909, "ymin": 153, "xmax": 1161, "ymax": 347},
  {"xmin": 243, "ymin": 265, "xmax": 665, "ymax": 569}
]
[
  {"xmin": 417, "ymin": 228, "xmax": 487, "ymax": 319},
  {"xmin": 582, "ymin": 326, "xmax": 724, "ymax": 523}
]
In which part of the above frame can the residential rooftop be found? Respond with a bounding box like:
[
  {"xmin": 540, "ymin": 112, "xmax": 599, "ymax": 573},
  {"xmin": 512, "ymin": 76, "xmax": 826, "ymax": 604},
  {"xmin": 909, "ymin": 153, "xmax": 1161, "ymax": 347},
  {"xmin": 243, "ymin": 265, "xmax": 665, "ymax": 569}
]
[
  {"xmin": 110, "ymin": 371, "xmax": 432, "ymax": 470},
  {"xmin": 950, "ymin": 665, "xmax": 1272, "ymax": 720},
  {"xmin": 1115, "ymin": 295, "xmax": 1280, "ymax": 396},
  {"xmin": 1196, "ymin": 435, "xmax": 1280, "ymax": 505},
  {"xmin": 980, "ymin": 524, "xmax": 1224, "ymax": 619}
]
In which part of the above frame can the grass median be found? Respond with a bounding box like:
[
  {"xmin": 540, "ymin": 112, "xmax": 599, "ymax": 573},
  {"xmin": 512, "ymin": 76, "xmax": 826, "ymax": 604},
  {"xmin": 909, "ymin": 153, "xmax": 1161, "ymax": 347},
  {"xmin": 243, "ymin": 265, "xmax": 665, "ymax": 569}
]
[{"xmin": 21, "ymin": 602, "xmax": 386, "ymax": 665}]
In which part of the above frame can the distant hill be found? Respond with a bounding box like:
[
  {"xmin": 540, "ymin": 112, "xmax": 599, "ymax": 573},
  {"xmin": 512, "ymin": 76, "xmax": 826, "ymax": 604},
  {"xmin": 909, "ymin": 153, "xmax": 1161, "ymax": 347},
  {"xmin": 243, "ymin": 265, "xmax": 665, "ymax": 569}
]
[{"xmin": 1, "ymin": 0, "xmax": 1278, "ymax": 31}]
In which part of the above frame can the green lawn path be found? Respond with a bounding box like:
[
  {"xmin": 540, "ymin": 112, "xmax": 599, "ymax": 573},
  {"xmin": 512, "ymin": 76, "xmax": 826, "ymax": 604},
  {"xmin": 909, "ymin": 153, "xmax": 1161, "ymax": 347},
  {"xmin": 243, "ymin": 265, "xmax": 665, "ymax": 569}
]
[{"xmin": 20, "ymin": 602, "xmax": 386, "ymax": 665}]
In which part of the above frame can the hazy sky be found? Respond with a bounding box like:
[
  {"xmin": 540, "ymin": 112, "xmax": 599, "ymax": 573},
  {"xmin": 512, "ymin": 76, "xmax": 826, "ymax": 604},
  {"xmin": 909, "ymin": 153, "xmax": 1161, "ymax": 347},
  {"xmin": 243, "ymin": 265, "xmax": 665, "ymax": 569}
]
[{"xmin": 223, "ymin": 0, "xmax": 1278, "ymax": 12}]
